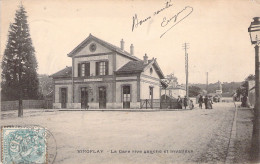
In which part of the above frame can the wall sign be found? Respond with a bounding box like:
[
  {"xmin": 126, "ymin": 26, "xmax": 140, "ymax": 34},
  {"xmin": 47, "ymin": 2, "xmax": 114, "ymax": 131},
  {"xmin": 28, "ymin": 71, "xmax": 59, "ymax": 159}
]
[{"xmin": 84, "ymin": 78, "xmax": 102, "ymax": 82}]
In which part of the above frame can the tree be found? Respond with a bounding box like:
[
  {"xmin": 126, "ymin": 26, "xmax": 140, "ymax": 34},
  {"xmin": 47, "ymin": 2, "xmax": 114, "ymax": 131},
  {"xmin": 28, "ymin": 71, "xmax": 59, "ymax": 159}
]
[
  {"xmin": 245, "ymin": 74, "xmax": 255, "ymax": 81},
  {"xmin": 1, "ymin": 5, "xmax": 39, "ymax": 117},
  {"xmin": 38, "ymin": 74, "xmax": 53, "ymax": 98},
  {"xmin": 163, "ymin": 73, "xmax": 178, "ymax": 86},
  {"xmin": 189, "ymin": 86, "xmax": 202, "ymax": 97}
]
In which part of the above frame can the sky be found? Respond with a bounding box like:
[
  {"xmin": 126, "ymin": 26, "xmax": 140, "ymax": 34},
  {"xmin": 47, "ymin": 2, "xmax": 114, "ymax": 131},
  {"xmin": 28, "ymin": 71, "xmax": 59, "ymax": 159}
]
[{"xmin": 1, "ymin": 0, "xmax": 260, "ymax": 84}]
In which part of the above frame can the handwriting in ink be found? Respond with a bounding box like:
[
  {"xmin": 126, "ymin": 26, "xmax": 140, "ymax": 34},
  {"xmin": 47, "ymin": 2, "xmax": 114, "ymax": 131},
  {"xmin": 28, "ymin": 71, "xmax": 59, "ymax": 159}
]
[
  {"xmin": 160, "ymin": 6, "xmax": 193, "ymax": 38},
  {"xmin": 132, "ymin": 0, "xmax": 173, "ymax": 32}
]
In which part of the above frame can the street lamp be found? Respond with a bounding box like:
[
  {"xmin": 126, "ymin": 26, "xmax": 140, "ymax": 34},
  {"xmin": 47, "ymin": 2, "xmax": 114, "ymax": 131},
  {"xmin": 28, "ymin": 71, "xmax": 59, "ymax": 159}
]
[{"xmin": 248, "ymin": 17, "xmax": 260, "ymax": 162}]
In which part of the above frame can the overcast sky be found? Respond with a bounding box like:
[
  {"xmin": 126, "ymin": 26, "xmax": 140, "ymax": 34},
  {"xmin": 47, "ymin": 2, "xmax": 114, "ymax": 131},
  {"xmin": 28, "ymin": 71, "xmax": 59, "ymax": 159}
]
[{"xmin": 1, "ymin": 0, "xmax": 260, "ymax": 84}]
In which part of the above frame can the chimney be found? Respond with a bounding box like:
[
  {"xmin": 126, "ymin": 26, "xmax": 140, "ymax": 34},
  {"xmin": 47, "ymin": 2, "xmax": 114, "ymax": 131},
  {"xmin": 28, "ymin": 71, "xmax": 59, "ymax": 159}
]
[
  {"xmin": 130, "ymin": 44, "xmax": 134, "ymax": 55},
  {"xmin": 120, "ymin": 39, "xmax": 124, "ymax": 50},
  {"xmin": 143, "ymin": 54, "xmax": 148, "ymax": 64}
]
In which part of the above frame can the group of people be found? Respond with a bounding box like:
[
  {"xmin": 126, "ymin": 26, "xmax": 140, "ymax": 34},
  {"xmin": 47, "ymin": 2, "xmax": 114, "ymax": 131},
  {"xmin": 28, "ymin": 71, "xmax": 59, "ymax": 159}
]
[
  {"xmin": 198, "ymin": 95, "xmax": 213, "ymax": 109},
  {"xmin": 177, "ymin": 96, "xmax": 194, "ymax": 110}
]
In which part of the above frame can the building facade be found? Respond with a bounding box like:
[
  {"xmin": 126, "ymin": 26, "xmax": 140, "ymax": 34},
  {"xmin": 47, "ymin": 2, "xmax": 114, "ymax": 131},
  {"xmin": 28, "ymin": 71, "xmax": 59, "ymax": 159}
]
[{"xmin": 51, "ymin": 34, "xmax": 165, "ymax": 109}]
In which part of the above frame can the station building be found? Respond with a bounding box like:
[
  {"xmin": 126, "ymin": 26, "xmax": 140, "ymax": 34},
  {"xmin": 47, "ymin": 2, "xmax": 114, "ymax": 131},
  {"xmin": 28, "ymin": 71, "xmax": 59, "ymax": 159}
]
[{"xmin": 51, "ymin": 34, "xmax": 166, "ymax": 109}]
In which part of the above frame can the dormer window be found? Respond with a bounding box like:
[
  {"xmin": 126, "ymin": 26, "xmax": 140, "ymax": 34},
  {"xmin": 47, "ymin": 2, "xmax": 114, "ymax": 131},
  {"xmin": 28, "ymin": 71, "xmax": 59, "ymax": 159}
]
[{"xmin": 96, "ymin": 61, "xmax": 108, "ymax": 76}]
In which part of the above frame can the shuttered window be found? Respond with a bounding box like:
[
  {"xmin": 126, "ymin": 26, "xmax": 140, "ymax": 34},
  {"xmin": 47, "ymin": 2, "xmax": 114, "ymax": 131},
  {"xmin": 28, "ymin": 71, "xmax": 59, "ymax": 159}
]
[
  {"xmin": 81, "ymin": 64, "xmax": 85, "ymax": 76},
  {"xmin": 96, "ymin": 62, "xmax": 99, "ymax": 76},
  {"xmin": 96, "ymin": 61, "xmax": 109, "ymax": 76},
  {"xmin": 85, "ymin": 63, "xmax": 90, "ymax": 76},
  {"xmin": 105, "ymin": 61, "xmax": 109, "ymax": 75},
  {"xmin": 78, "ymin": 63, "xmax": 81, "ymax": 77},
  {"xmin": 78, "ymin": 62, "xmax": 90, "ymax": 77}
]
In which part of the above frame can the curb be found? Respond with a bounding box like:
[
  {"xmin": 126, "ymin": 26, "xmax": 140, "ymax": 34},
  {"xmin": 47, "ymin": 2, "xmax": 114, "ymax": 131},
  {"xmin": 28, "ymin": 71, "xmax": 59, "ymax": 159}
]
[{"xmin": 225, "ymin": 102, "xmax": 238, "ymax": 163}]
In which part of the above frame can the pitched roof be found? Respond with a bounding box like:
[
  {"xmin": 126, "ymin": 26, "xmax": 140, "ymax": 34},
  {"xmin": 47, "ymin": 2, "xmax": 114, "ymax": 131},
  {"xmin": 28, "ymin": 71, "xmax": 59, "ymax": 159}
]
[
  {"xmin": 67, "ymin": 34, "xmax": 141, "ymax": 61},
  {"xmin": 115, "ymin": 59, "xmax": 165, "ymax": 79},
  {"xmin": 115, "ymin": 60, "xmax": 152, "ymax": 74},
  {"xmin": 50, "ymin": 66, "xmax": 72, "ymax": 78}
]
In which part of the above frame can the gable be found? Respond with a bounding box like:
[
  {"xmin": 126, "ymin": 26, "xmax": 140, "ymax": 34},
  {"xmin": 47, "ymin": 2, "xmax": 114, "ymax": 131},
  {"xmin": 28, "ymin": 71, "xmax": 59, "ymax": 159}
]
[
  {"xmin": 143, "ymin": 64, "xmax": 160, "ymax": 79},
  {"xmin": 67, "ymin": 34, "xmax": 141, "ymax": 61},
  {"xmin": 74, "ymin": 40, "xmax": 112, "ymax": 57}
]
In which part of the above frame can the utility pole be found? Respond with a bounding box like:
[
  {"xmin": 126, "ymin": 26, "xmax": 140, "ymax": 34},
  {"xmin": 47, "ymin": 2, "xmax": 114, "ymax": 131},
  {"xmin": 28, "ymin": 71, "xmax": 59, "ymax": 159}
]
[{"xmin": 182, "ymin": 43, "xmax": 189, "ymax": 98}]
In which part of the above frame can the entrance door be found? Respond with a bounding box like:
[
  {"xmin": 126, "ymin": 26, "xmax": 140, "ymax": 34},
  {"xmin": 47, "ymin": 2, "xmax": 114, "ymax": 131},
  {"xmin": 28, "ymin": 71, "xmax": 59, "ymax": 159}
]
[
  {"xmin": 99, "ymin": 87, "xmax": 106, "ymax": 109},
  {"xmin": 123, "ymin": 86, "xmax": 130, "ymax": 109},
  {"xmin": 81, "ymin": 87, "xmax": 88, "ymax": 109},
  {"xmin": 61, "ymin": 88, "xmax": 67, "ymax": 108}
]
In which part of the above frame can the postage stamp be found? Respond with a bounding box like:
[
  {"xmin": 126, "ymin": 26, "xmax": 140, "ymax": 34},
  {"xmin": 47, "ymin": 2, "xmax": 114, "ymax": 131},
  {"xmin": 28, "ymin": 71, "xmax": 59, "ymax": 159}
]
[{"xmin": 1, "ymin": 126, "xmax": 47, "ymax": 164}]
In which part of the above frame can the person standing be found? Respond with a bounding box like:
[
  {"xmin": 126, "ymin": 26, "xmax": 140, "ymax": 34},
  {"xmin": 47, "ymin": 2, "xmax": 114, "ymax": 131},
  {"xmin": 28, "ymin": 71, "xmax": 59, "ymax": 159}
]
[
  {"xmin": 241, "ymin": 94, "xmax": 248, "ymax": 107},
  {"xmin": 177, "ymin": 96, "xmax": 182, "ymax": 109},
  {"xmin": 183, "ymin": 96, "xmax": 188, "ymax": 109},
  {"xmin": 204, "ymin": 95, "xmax": 208, "ymax": 109},
  {"xmin": 198, "ymin": 95, "xmax": 203, "ymax": 109},
  {"xmin": 208, "ymin": 96, "xmax": 213, "ymax": 109}
]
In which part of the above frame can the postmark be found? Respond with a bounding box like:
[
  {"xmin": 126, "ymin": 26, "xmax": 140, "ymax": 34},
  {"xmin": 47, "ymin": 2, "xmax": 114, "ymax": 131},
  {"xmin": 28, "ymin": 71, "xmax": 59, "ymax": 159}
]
[{"xmin": 1, "ymin": 125, "xmax": 57, "ymax": 164}]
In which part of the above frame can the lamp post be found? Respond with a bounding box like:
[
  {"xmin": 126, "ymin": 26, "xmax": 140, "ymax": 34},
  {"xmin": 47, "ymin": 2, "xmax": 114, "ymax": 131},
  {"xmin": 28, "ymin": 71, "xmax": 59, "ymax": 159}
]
[{"xmin": 248, "ymin": 17, "xmax": 260, "ymax": 162}]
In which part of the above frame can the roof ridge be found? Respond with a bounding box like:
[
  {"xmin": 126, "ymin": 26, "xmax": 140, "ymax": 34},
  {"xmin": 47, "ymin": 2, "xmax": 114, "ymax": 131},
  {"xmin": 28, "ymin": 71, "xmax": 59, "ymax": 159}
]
[{"xmin": 67, "ymin": 34, "xmax": 141, "ymax": 61}]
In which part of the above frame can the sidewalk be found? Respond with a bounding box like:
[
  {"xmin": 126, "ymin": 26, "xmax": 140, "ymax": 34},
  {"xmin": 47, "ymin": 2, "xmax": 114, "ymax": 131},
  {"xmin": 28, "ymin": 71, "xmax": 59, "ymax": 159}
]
[{"xmin": 226, "ymin": 102, "xmax": 254, "ymax": 163}]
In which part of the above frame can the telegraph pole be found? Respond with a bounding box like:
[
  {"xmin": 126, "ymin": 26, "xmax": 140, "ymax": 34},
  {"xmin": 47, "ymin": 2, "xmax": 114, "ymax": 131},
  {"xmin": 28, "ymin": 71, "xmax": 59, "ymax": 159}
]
[{"xmin": 182, "ymin": 43, "xmax": 189, "ymax": 98}]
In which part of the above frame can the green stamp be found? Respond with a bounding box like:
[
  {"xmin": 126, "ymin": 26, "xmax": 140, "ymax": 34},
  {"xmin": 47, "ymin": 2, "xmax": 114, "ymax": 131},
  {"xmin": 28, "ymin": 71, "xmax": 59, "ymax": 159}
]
[{"xmin": 2, "ymin": 126, "xmax": 46, "ymax": 164}]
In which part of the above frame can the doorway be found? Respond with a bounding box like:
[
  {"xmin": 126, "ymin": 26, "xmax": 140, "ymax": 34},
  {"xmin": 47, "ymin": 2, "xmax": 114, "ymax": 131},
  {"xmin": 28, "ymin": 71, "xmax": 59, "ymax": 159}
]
[
  {"xmin": 61, "ymin": 88, "xmax": 67, "ymax": 108},
  {"xmin": 99, "ymin": 87, "xmax": 106, "ymax": 109},
  {"xmin": 149, "ymin": 86, "xmax": 153, "ymax": 108},
  {"xmin": 123, "ymin": 86, "xmax": 130, "ymax": 109},
  {"xmin": 81, "ymin": 87, "xmax": 88, "ymax": 109}
]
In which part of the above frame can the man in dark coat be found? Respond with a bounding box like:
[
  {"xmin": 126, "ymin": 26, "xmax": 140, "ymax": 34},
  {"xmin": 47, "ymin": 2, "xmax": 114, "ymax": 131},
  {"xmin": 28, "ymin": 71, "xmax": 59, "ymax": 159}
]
[
  {"xmin": 204, "ymin": 95, "xmax": 208, "ymax": 109},
  {"xmin": 177, "ymin": 96, "xmax": 182, "ymax": 109},
  {"xmin": 198, "ymin": 95, "xmax": 203, "ymax": 109},
  {"xmin": 241, "ymin": 94, "xmax": 248, "ymax": 107}
]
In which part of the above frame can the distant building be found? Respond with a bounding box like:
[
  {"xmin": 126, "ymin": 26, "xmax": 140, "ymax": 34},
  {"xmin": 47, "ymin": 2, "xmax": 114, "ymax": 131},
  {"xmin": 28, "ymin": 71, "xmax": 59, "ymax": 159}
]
[
  {"xmin": 50, "ymin": 34, "xmax": 166, "ymax": 109},
  {"xmin": 216, "ymin": 81, "xmax": 222, "ymax": 94},
  {"xmin": 162, "ymin": 84, "xmax": 186, "ymax": 99}
]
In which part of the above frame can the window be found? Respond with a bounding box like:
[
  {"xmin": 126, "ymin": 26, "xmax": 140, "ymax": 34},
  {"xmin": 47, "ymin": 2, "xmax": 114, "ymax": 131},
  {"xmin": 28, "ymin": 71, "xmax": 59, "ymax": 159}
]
[
  {"xmin": 78, "ymin": 62, "xmax": 90, "ymax": 77},
  {"xmin": 149, "ymin": 86, "xmax": 153, "ymax": 99},
  {"xmin": 150, "ymin": 67, "xmax": 153, "ymax": 75},
  {"xmin": 96, "ymin": 61, "xmax": 108, "ymax": 76},
  {"xmin": 81, "ymin": 64, "xmax": 85, "ymax": 77},
  {"xmin": 99, "ymin": 61, "xmax": 106, "ymax": 75}
]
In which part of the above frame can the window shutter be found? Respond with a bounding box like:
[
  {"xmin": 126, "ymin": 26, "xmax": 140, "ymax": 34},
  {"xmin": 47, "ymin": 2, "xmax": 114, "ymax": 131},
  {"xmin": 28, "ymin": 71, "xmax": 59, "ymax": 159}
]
[
  {"xmin": 105, "ymin": 61, "xmax": 109, "ymax": 75},
  {"xmin": 78, "ymin": 63, "xmax": 81, "ymax": 77},
  {"xmin": 96, "ymin": 62, "xmax": 99, "ymax": 76},
  {"xmin": 86, "ymin": 63, "xmax": 90, "ymax": 76}
]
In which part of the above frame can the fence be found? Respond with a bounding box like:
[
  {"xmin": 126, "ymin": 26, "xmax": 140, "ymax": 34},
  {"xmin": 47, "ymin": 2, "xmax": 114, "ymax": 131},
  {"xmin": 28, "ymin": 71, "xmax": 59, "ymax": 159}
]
[
  {"xmin": 140, "ymin": 99, "xmax": 179, "ymax": 109},
  {"xmin": 1, "ymin": 100, "xmax": 53, "ymax": 111}
]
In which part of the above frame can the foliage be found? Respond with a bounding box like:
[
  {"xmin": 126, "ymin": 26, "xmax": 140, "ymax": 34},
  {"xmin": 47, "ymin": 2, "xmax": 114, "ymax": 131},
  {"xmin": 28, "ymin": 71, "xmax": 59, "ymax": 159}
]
[
  {"xmin": 245, "ymin": 74, "xmax": 255, "ymax": 81},
  {"xmin": 235, "ymin": 74, "xmax": 255, "ymax": 98},
  {"xmin": 191, "ymin": 82, "xmax": 241, "ymax": 94},
  {"xmin": 163, "ymin": 73, "xmax": 178, "ymax": 87},
  {"xmin": 38, "ymin": 74, "xmax": 53, "ymax": 98},
  {"xmin": 188, "ymin": 86, "xmax": 202, "ymax": 97},
  {"xmin": 1, "ymin": 5, "xmax": 39, "ymax": 101}
]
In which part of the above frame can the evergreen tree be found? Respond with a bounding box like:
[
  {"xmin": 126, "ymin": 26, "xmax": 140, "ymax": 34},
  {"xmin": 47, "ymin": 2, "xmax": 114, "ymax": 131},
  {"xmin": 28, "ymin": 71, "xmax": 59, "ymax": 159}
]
[{"xmin": 1, "ymin": 5, "xmax": 39, "ymax": 106}]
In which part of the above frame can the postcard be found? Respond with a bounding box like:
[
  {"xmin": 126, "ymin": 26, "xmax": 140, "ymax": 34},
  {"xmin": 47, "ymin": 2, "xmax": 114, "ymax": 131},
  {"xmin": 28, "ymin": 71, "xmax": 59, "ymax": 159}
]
[{"xmin": 1, "ymin": 0, "xmax": 260, "ymax": 163}]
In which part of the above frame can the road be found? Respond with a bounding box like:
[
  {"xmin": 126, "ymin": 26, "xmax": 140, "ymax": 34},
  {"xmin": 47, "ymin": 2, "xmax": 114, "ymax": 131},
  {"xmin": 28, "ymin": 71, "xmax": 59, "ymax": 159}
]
[{"xmin": 1, "ymin": 102, "xmax": 236, "ymax": 164}]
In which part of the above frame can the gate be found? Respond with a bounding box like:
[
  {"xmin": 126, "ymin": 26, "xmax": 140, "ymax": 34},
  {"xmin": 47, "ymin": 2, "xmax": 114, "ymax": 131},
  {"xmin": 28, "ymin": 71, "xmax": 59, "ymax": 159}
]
[
  {"xmin": 140, "ymin": 99, "xmax": 152, "ymax": 109},
  {"xmin": 140, "ymin": 99, "xmax": 160, "ymax": 109}
]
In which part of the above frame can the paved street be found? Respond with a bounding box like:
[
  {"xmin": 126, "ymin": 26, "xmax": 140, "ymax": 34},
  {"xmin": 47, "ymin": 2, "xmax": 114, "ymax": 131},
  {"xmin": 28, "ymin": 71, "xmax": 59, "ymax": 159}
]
[{"xmin": 0, "ymin": 102, "xmax": 247, "ymax": 164}]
